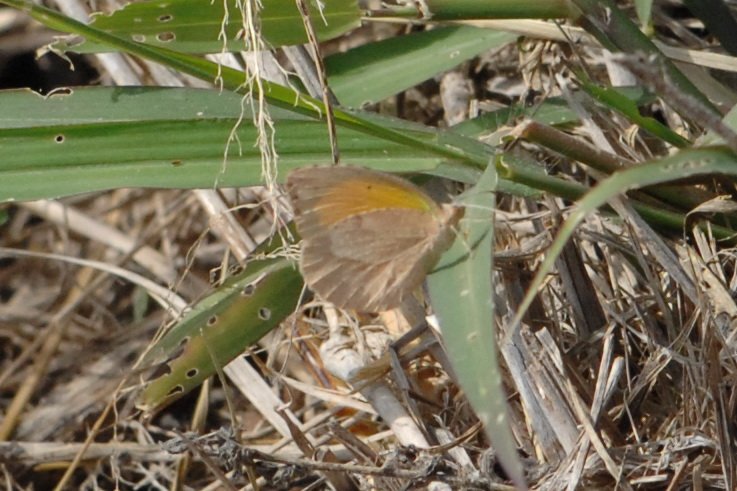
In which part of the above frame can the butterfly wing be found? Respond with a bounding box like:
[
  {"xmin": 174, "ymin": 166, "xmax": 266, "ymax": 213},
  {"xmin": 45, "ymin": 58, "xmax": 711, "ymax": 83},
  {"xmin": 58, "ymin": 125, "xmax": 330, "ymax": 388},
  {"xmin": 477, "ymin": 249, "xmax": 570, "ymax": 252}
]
[
  {"xmin": 300, "ymin": 209, "xmax": 442, "ymax": 311},
  {"xmin": 287, "ymin": 166, "xmax": 457, "ymax": 311}
]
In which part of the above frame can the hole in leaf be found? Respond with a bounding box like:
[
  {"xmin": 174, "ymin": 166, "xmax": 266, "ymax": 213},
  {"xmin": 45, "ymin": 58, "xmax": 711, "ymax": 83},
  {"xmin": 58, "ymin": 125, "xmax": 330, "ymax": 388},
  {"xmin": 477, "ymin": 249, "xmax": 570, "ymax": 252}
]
[
  {"xmin": 166, "ymin": 385, "xmax": 184, "ymax": 397},
  {"xmin": 54, "ymin": 134, "xmax": 65, "ymax": 143},
  {"xmin": 146, "ymin": 362, "xmax": 172, "ymax": 381},
  {"xmin": 258, "ymin": 307, "xmax": 271, "ymax": 320},
  {"xmin": 207, "ymin": 315, "xmax": 218, "ymax": 326},
  {"xmin": 47, "ymin": 87, "xmax": 73, "ymax": 97},
  {"xmin": 186, "ymin": 368, "xmax": 198, "ymax": 379},
  {"xmin": 168, "ymin": 337, "xmax": 190, "ymax": 360},
  {"xmin": 157, "ymin": 14, "xmax": 173, "ymax": 22},
  {"xmin": 209, "ymin": 267, "xmax": 221, "ymax": 285},
  {"xmin": 241, "ymin": 284, "xmax": 255, "ymax": 297},
  {"xmin": 157, "ymin": 32, "xmax": 175, "ymax": 42}
]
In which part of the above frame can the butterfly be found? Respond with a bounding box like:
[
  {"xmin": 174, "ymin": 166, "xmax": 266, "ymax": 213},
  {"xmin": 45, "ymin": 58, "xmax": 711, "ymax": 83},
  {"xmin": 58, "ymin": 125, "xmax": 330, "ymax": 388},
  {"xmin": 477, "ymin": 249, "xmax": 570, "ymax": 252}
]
[{"xmin": 286, "ymin": 165, "xmax": 462, "ymax": 312}]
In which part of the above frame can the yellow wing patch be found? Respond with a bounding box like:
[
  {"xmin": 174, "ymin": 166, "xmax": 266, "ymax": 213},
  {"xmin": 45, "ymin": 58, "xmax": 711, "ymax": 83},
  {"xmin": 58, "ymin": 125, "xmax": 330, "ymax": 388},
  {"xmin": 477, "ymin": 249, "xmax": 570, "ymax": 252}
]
[
  {"xmin": 287, "ymin": 166, "xmax": 441, "ymax": 227},
  {"xmin": 311, "ymin": 175, "xmax": 436, "ymax": 226}
]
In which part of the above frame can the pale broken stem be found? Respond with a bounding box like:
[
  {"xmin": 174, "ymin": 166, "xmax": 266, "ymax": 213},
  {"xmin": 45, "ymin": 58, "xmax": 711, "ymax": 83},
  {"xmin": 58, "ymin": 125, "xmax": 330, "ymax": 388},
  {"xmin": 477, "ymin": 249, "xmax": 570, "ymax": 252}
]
[{"xmin": 319, "ymin": 307, "xmax": 430, "ymax": 449}]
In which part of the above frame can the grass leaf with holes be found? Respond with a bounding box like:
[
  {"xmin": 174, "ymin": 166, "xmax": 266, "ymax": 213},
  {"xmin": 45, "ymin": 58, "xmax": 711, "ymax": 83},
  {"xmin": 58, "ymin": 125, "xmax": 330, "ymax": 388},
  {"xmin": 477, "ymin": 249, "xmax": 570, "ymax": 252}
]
[
  {"xmin": 54, "ymin": 0, "xmax": 361, "ymax": 54},
  {"xmin": 138, "ymin": 257, "xmax": 302, "ymax": 411}
]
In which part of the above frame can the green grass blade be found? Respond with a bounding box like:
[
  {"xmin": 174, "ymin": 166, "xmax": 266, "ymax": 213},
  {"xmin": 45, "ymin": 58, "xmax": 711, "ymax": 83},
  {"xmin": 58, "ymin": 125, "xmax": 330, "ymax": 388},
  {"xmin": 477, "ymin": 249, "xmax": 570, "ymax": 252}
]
[
  {"xmin": 327, "ymin": 26, "xmax": 516, "ymax": 107},
  {"xmin": 452, "ymin": 86, "xmax": 654, "ymax": 139},
  {"xmin": 423, "ymin": 0, "xmax": 572, "ymax": 20},
  {"xmin": 137, "ymin": 258, "xmax": 302, "ymax": 411},
  {"xmin": 634, "ymin": 0, "xmax": 653, "ymax": 28},
  {"xmin": 58, "ymin": 0, "xmax": 360, "ymax": 54},
  {"xmin": 428, "ymin": 163, "xmax": 525, "ymax": 488},
  {"xmin": 579, "ymin": 78, "xmax": 691, "ymax": 148},
  {"xmin": 0, "ymin": 87, "xmax": 450, "ymax": 201}
]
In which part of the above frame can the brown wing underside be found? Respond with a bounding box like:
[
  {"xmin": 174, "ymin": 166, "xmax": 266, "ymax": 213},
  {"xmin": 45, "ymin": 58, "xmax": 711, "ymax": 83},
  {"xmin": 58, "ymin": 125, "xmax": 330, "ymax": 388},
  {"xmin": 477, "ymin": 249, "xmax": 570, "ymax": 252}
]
[{"xmin": 300, "ymin": 209, "xmax": 445, "ymax": 311}]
